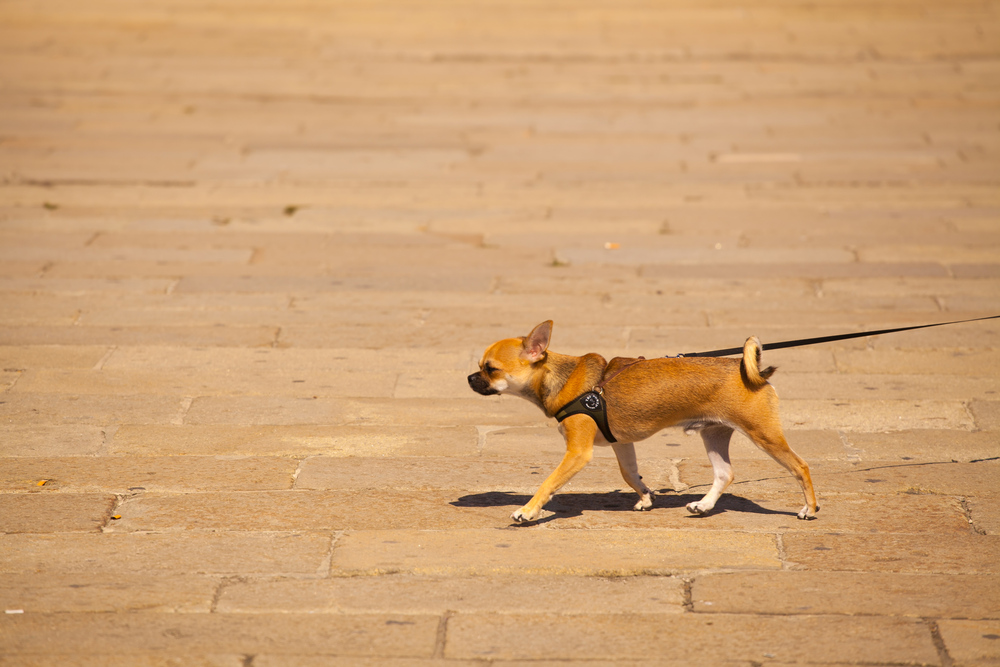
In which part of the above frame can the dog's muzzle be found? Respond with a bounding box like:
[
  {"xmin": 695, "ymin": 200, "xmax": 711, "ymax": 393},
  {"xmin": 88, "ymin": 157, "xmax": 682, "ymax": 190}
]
[{"xmin": 467, "ymin": 372, "xmax": 498, "ymax": 396}]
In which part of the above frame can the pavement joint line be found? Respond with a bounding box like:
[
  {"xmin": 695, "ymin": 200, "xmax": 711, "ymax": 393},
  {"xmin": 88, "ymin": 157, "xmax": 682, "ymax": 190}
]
[
  {"xmin": 432, "ymin": 609, "xmax": 454, "ymax": 659},
  {"xmin": 171, "ymin": 397, "xmax": 194, "ymax": 426},
  {"xmin": 91, "ymin": 346, "xmax": 118, "ymax": 370},
  {"xmin": 289, "ymin": 456, "xmax": 310, "ymax": 489},
  {"xmin": 320, "ymin": 531, "xmax": 344, "ymax": 578},
  {"xmin": 959, "ymin": 498, "xmax": 987, "ymax": 536},
  {"xmin": 925, "ymin": 618, "xmax": 956, "ymax": 667}
]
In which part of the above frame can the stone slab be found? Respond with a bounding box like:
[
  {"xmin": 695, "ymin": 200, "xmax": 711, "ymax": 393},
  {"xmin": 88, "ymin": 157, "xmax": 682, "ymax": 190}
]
[
  {"xmin": 0, "ymin": 325, "xmax": 278, "ymax": 347},
  {"xmin": 0, "ymin": 345, "xmax": 112, "ymax": 370},
  {"xmin": 111, "ymin": 425, "xmax": 479, "ymax": 457},
  {"xmin": 183, "ymin": 396, "xmax": 545, "ymax": 428},
  {"xmin": 798, "ymin": 460, "xmax": 1000, "ymax": 497},
  {"xmin": 937, "ymin": 619, "xmax": 1000, "ymax": 665},
  {"xmin": 0, "ymin": 655, "xmax": 244, "ymax": 667},
  {"xmin": 971, "ymin": 400, "xmax": 1000, "ymax": 431},
  {"xmin": 0, "ymin": 456, "xmax": 297, "ymax": 492},
  {"xmin": 0, "ymin": 613, "xmax": 438, "ymax": 657},
  {"xmin": 0, "ymin": 573, "xmax": 218, "ymax": 613},
  {"xmin": 0, "ymin": 394, "xmax": 189, "ymax": 426},
  {"xmin": 779, "ymin": 398, "xmax": 974, "ymax": 431},
  {"xmin": 782, "ymin": 532, "xmax": 1000, "ymax": 574},
  {"xmin": 0, "ymin": 532, "xmax": 332, "ymax": 575},
  {"xmin": 834, "ymin": 349, "xmax": 1000, "ymax": 376},
  {"xmin": 777, "ymin": 371, "xmax": 1000, "ymax": 400},
  {"xmin": 0, "ymin": 493, "xmax": 115, "ymax": 533},
  {"xmin": 109, "ymin": 490, "xmax": 493, "ymax": 532},
  {"xmin": 294, "ymin": 456, "xmax": 639, "ymax": 493},
  {"xmin": 0, "ymin": 425, "xmax": 107, "ymax": 457},
  {"xmin": 692, "ymin": 571, "xmax": 1000, "ymax": 618},
  {"xmin": 445, "ymin": 613, "xmax": 939, "ymax": 664},
  {"xmin": 12, "ymin": 368, "xmax": 397, "ymax": 399},
  {"xmin": 330, "ymin": 529, "xmax": 781, "ymax": 575},
  {"xmin": 217, "ymin": 574, "xmax": 685, "ymax": 614},
  {"xmin": 844, "ymin": 430, "xmax": 1000, "ymax": 463},
  {"xmin": 968, "ymin": 498, "xmax": 1000, "ymax": 536}
]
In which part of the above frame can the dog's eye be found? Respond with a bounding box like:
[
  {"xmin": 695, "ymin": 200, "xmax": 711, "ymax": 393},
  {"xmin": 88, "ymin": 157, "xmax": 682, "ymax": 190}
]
[{"xmin": 483, "ymin": 363, "xmax": 498, "ymax": 374}]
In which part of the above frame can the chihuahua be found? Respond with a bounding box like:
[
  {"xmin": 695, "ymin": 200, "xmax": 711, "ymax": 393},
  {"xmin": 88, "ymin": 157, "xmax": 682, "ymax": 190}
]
[{"xmin": 468, "ymin": 321, "xmax": 818, "ymax": 523}]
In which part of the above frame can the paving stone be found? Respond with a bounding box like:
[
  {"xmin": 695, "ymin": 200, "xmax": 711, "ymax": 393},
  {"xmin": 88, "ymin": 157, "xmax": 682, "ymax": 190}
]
[
  {"xmin": 110, "ymin": 490, "xmax": 497, "ymax": 532},
  {"xmin": 444, "ymin": 613, "xmax": 939, "ymax": 663},
  {"xmin": 0, "ymin": 655, "xmax": 244, "ymax": 667},
  {"xmin": 971, "ymin": 400, "xmax": 1000, "ymax": 431},
  {"xmin": 844, "ymin": 430, "xmax": 1000, "ymax": 463},
  {"xmin": 0, "ymin": 613, "xmax": 438, "ymax": 657},
  {"xmin": 0, "ymin": 425, "xmax": 107, "ymax": 456},
  {"xmin": 777, "ymin": 371, "xmax": 1000, "ymax": 400},
  {"xmin": 111, "ymin": 424, "xmax": 479, "ymax": 457},
  {"xmin": 0, "ymin": 346, "xmax": 112, "ymax": 370},
  {"xmin": 0, "ymin": 532, "xmax": 332, "ymax": 575},
  {"xmin": 0, "ymin": 493, "xmax": 115, "ymax": 533},
  {"xmin": 217, "ymin": 573, "xmax": 685, "ymax": 614},
  {"xmin": 0, "ymin": 277, "xmax": 176, "ymax": 294},
  {"xmin": 834, "ymin": 349, "xmax": 1000, "ymax": 376},
  {"xmin": 12, "ymin": 368, "xmax": 398, "ymax": 399},
  {"xmin": 330, "ymin": 529, "xmax": 781, "ymax": 575},
  {"xmin": 0, "ymin": 394, "xmax": 184, "ymax": 425},
  {"xmin": 0, "ymin": 325, "xmax": 278, "ymax": 347},
  {"xmin": 0, "ymin": 573, "xmax": 218, "ymax": 613},
  {"xmin": 184, "ymin": 396, "xmax": 545, "ymax": 428},
  {"xmin": 782, "ymin": 532, "xmax": 1000, "ymax": 574},
  {"xmin": 937, "ymin": 619, "xmax": 1000, "ymax": 665},
  {"xmin": 692, "ymin": 571, "xmax": 1000, "ymax": 618},
  {"xmin": 253, "ymin": 658, "xmax": 484, "ymax": 667},
  {"xmin": 0, "ymin": 456, "xmax": 296, "ymax": 492},
  {"xmin": 967, "ymin": 498, "xmax": 1000, "ymax": 536},
  {"xmin": 294, "ymin": 456, "xmax": 637, "ymax": 492},
  {"xmin": 805, "ymin": 460, "xmax": 1000, "ymax": 497},
  {"xmin": 779, "ymin": 398, "xmax": 974, "ymax": 431}
]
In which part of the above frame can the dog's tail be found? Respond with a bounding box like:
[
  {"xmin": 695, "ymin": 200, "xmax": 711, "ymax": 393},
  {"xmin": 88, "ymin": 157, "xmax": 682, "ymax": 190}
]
[{"xmin": 741, "ymin": 336, "xmax": 776, "ymax": 389}]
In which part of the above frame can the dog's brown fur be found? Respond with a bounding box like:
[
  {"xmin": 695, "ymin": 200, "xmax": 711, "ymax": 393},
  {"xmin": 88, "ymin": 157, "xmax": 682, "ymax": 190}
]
[{"xmin": 468, "ymin": 321, "xmax": 818, "ymax": 523}]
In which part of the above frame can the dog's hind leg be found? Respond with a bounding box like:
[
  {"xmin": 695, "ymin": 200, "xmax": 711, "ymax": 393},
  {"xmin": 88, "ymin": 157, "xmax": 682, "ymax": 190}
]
[
  {"xmin": 611, "ymin": 441, "xmax": 654, "ymax": 510},
  {"xmin": 745, "ymin": 421, "xmax": 819, "ymax": 520},
  {"xmin": 686, "ymin": 425, "xmax": 734, "ymax": 516}
]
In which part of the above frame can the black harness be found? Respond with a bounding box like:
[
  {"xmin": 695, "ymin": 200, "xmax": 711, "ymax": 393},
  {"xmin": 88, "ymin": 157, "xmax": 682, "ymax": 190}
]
[{"xmin": 554, "ymin": 390, "xmax": 616, "ymax": 443}]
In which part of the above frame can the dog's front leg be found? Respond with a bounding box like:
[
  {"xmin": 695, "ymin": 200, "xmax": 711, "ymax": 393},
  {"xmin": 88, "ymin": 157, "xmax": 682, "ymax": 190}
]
[
  {"xmin": 611, "ymin": 441, "xmax": 654, "ymax": 510},
  {"xmin": 512, "ymin": 415, "xmax": 595, "ymax": 522}
]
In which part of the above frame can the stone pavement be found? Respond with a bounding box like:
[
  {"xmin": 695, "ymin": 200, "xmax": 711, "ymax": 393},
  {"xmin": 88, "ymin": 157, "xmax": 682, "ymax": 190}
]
[{"xmin": 1, "ymin": 0, "xmax": 998, "ymax": 665}]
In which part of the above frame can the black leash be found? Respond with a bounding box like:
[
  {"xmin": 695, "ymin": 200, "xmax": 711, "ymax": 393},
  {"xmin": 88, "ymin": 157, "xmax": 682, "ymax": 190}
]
[{"xmin": 676, "ymin": 314, "xmax": 1000, "ymax": 358}]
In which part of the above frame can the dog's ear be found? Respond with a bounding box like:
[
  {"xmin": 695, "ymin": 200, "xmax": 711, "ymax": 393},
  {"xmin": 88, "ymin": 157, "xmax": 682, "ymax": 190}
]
[{"xmin": 522, "ymin": 320, "xmax": 553, "ymax": 362}]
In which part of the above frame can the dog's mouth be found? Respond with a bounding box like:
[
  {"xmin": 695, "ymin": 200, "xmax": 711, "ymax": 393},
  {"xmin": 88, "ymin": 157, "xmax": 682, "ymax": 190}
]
[{"xmin": 467, "ymin": 373, "xmax": 499, "ymax": 396}]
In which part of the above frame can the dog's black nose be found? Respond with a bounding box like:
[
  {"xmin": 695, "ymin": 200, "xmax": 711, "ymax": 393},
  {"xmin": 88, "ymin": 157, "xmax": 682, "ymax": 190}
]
[{"xmin": 468, "ymin": 372, "xmax": 497, "ymax": 395}]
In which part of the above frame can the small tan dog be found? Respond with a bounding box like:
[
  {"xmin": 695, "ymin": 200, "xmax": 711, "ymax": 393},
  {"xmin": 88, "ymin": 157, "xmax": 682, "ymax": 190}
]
[{"xmin": 468, "ymin": 321, "xmax": 818, "ymax": 523}]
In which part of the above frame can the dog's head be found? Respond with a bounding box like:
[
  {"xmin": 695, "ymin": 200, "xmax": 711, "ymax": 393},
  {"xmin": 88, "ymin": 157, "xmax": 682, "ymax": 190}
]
[{"xmin": 467, "ymin": 320, "xmax": 552, "ymax": 397}]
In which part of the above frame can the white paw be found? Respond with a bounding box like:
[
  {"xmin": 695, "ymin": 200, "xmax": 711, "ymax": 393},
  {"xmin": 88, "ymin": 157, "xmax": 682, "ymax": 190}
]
[
  {"xmin": 633, "ymin": 491, "xmax": 654, "ymax": 511},
  {"xmin": 797, "ymin": 505, "xmax": 817, "ymax": 520},
  {"xmin": 511, "ymin": 506, "xmax": 540, "ymax": 523},
  {"xmin": 686, "ymin": 501, "xmax": 710, "ymax": 515}
]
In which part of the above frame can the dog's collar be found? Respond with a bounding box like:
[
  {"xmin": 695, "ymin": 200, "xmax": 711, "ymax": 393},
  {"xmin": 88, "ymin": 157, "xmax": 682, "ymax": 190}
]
[{"xmin": 554, "ymin": 390, "xmax": 617, "ymax": 443}]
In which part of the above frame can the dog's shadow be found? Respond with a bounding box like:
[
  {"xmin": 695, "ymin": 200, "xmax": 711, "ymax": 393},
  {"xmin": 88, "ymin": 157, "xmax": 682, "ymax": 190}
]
[{"xmin": 451, "ymin": 489, "xmax": 798, "ymax": 525}]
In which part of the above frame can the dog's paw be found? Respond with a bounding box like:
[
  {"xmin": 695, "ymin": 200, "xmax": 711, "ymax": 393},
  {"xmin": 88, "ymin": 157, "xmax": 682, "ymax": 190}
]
[
  {"xmin": 797, "ymin": 505, "xmax": 818, "ymax": 520},
  {"xmin": 686, "ymin": 501, "xmax": 710, "ymax": 516},
  {"xmin": 511, "ymin": 506, "xmax": 540, "ymax": 523},
  {"xmin": 633, "ymin": 491, "xmax": 654, "ymax": 511}
]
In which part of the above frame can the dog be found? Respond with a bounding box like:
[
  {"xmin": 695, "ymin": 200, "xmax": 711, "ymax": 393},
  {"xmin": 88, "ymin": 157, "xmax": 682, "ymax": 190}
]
[{"xmin": 467, "ymin": 320, "xmax": 818, "ymax": 523}]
